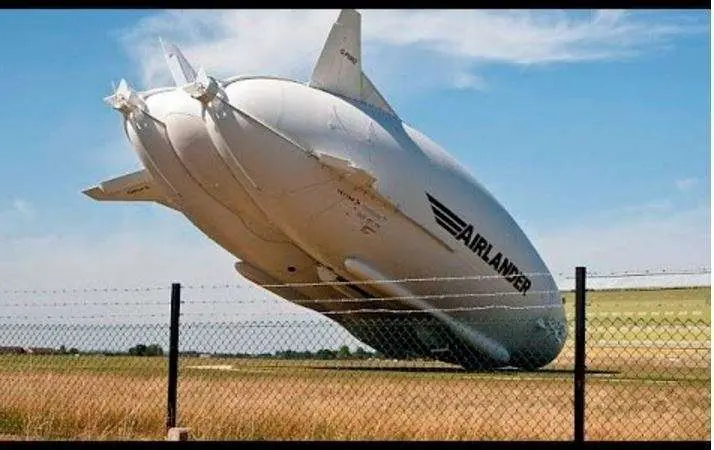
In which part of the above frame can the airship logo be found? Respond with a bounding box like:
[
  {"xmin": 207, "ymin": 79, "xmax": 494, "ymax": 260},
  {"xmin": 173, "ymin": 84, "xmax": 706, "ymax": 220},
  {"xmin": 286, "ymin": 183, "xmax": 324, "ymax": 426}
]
[{"xmin": 426, "ymin": 193, "xmax": 532, "ymax": 295}]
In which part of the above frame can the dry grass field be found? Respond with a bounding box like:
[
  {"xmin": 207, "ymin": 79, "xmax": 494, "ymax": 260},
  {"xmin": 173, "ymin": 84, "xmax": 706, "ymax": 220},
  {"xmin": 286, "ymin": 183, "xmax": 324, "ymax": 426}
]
[{"xmin": 0, "ymin": 286, "xmax": 709, "ymax": 440}]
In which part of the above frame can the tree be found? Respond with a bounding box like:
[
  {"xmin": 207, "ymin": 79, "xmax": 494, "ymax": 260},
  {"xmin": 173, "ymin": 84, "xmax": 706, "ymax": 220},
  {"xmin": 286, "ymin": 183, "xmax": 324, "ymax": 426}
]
[
  {"xmin": 146, "ymin": 344, "xmax": 164, "ymax": 356},
  {"xmin": 59, "ymin": 345, "xmax": 67, "ymax": 355},
  {"xmin": 337, "ymin": 345, "xmax": 351, "ymax": 359},
  {"xmin": 276, "ymin": 349, "xmax": 298, "ymax": 359},
  {"xmin": 129, "ymin": 344, "xmax": 147, "ymax": 356},
  {"xmin": 315, "ymin": 349, "xmax": 336, "ymax": 359},
  {"xmin": 129, "ymin": 344, "xmax": 163, "ymax": 356}
]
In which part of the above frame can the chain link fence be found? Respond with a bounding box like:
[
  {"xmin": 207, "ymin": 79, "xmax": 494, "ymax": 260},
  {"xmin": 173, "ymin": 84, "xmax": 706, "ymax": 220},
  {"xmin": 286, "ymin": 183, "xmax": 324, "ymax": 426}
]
[
  {"xmin": 0, "ymin": 269, "xmax": 709, "ymax": 440},
  {"xmin": 0, "ymin": 287, "xmax": 172, "ymax": 440},
  {"xmin": 571, "ymin": 280, "xmax": 710, "ymax": 440}
]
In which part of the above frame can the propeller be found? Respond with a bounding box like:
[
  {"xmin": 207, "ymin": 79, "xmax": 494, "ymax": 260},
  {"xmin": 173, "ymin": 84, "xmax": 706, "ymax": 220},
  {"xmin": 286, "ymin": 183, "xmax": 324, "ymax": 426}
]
[
  {"xmin": 183, "ymin": 66, "xmax": 220, "ymax": 102},
  {"xmin": 103, "ymin": 79, "xmax": 145, "ymax": 114},
  {"xmin": 159, "ymin": 38, "xmax": 219, "ymax": 103}
]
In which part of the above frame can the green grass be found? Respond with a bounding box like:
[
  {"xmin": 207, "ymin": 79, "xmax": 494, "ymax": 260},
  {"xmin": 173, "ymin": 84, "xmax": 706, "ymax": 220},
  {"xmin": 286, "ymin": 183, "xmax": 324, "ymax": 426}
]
[
  {"xmin": 563, "ymin": 286, "xmax": 710, "ymax": 319},
  {"xmin": 560, "ymin": 286, "xmax": 710, "ymax": 344}
]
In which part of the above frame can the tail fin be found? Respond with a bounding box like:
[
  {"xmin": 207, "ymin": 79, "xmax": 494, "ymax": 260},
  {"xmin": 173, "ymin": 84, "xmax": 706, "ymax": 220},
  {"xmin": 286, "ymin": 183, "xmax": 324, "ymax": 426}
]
[
  {"xmin": 309, "ymin": 9, "xmax": 397, "ymax": 118},
  {"xmin": 160, "ymin": 38, "xmax": 197, "ymax": 86},
  {"xmin": 83, "ymin": 169, "xmax": 174, "ymax": 208}
]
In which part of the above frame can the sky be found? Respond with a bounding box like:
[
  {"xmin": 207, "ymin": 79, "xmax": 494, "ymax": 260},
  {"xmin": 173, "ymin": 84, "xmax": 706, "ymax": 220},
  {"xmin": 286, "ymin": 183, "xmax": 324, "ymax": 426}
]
[{"xmin": 0, "ymin": 9, "xmax": 710, "ymax": 312}]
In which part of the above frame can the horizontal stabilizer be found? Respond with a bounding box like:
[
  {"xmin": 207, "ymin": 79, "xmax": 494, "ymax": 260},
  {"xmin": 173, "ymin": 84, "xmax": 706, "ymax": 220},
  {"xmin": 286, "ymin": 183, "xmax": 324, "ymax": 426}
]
[
  {"xmin": 83, "ymin": 169, "xmax": 171, "ymax": 205},
  {"xmin": 309, "ymin": 9, "xmax": 397, "ymax": 117}
]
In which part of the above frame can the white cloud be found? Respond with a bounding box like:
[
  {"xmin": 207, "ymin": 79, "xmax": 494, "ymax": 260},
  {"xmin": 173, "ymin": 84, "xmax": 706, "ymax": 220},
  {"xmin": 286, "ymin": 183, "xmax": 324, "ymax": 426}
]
[
  {"xmin": 0, "ymin": 229, "xmax": 232, "ymax": 290},
  {"xmin": 451, "ymin": 72, "xmax": 487, "ymax": 91},
  {"xmin": 119, "ymin": 10, "xmax": 335, "ymax": 89},
  {"xmin": 533, "ymin": 204, "xmax": 710, "ymax": 289},
  {"xmin": 11, "ymin": 198, "xmax": 34, "ymax": 219},
  {"xmin": 675, "ymin": 177, "xmax": 698, "ymax": 192},
  {"xmin": 0, "ymin": 198, "xmax": 36, "ymax": 236},
  {"xmin": 594, "ymin": 199, "xmax": 674, "ymax": 221},
  {"xmin": 116, "ymin": 9, "xmax": 701, "ymax": 90}
]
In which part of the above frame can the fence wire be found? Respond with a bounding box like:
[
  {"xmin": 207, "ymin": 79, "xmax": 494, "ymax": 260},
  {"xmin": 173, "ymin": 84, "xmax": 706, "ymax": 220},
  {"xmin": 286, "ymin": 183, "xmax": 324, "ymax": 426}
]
[
  {"xmin": 0, "ymin": 270, "xmax": 709, "ymax": 440},
  {"xmin": 570, "ymin": 286, "xmax": 710, "ymax": 440}
]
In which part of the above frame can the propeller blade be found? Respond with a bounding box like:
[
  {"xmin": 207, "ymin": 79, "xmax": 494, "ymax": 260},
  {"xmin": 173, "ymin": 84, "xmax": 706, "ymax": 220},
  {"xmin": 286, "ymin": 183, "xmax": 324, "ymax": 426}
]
[
  {"xmin": 116, "ymin": 79, "xmax": 130, "ymax": 98},
  {"xmin": 103, "ymin": 78, "xmax": 144, "ymax": 114}
]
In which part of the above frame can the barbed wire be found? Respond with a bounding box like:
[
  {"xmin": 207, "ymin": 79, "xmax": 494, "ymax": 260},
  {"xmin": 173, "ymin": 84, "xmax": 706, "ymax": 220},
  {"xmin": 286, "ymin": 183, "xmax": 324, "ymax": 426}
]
[
  {"xmin": 0, "ymin": 302, "xmax": 562, "ymax": 321},
  {"xmin": 566, "ymin": 268, "xmax": 711, "ymax": 279},
  {"xmin": 0, "ymin": 313, "xmax": 168, "ymax": 321},
  {"xmin": 1, "ymin": 308, "xmax": 705, "ymax": 321},
  {"xmin": 323, "ymin": 305, "xmax": 562, "ymax": 316},
  {"xmin": 186, "ymin": 289, "xmax": 561, "ymax": 306},
  {"xmin": 2, "ymin": 278, "xmax": 709, "ymax": 310},
  {"xmin": 0, "ymin": 267, "xmax": 708, "ymax": 295},
  {"xmin": 0, "ymin": 300, "xmax": 176, "ymax": 308},
  {"xmin": 180, "ymin": 303, "xmax": 566, "ymax": 317},
  {"xmin": 213, "ymin": 271, "xmax": 556, "ymax": 289},
  {"xmin": 0, "ymin": 289, "xmax": 558, "ymax": 309},
  {"xmin": 566, "ymin": 311, "xmax": 705, "ymax": 318},
  {"xmin": 0, "ymin": 286, "xmax": 171, "ymax": 295}
]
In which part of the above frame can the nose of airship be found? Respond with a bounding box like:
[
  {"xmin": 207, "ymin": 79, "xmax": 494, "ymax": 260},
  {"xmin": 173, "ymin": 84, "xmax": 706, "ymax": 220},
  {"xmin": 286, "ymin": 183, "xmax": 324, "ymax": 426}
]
[{"xmin": 513, "ymin": 298, "xmax": 568, "ymax": 370}]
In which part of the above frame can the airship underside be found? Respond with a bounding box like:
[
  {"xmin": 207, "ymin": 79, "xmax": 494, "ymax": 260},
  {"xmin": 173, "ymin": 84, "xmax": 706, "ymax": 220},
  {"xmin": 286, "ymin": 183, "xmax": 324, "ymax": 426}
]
[{"xmin": 85, "ymin": 9, "xmax": 567, "ymax": 370}]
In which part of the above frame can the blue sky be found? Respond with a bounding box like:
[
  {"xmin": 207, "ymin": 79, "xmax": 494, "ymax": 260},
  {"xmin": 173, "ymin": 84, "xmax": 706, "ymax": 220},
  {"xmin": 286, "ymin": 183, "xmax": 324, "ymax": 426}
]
[{"xmin": 0, "ymin": 9, "xmax": 709, "ymax": 293}]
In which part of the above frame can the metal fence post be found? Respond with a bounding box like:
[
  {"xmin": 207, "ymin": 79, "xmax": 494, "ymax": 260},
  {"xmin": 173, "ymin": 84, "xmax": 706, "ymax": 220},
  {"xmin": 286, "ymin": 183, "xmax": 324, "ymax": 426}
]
[
  {"xmin": 574, "ymin": 267, "xmax": 586, "ymax": 442},
  {"xmin": 167, "ymin": 282, "xmax": 181, "ymax": 430}
]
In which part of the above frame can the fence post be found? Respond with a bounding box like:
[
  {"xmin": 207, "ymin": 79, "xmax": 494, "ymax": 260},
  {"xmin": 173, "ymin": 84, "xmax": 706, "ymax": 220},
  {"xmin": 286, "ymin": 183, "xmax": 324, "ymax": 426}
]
[
  {"xmin": 573, "ymin": 266, "xmax": 586, "ymax": 442},
  {"xmin": 166, "ymin": 282, "xmax": 181, "ymax": 430}
]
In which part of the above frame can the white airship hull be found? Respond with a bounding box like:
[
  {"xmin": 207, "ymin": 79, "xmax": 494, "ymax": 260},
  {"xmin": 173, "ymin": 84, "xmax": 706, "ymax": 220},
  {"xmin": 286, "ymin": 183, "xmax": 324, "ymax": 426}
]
[{"xmin": 86, "ymin": 10, "xmax": 567, "ymax": 370}]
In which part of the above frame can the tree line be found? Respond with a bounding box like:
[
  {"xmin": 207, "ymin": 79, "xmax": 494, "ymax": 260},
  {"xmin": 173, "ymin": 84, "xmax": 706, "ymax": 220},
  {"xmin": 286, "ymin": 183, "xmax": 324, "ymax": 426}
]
[
  {"xmin": 183, "ymin": 345, "xmax": 381, "ymax": 360},
  {"xmin": 51, "ymin": 344, "xmax": 382, "ymax": 359}
]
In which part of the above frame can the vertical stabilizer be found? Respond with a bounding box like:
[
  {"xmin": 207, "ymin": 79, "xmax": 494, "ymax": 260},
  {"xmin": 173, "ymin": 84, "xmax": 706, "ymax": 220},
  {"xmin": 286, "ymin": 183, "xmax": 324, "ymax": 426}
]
[
  {"xmin": 308, "ymin": 10, "xmax": 398, "ymax": 117},
  {"xmin": 160, "ymin": 38, "xmax": 197, "ymax": 86},
  {"xmin": 309, "ymin": 9, "xmax": 362, "ymax": 100}
]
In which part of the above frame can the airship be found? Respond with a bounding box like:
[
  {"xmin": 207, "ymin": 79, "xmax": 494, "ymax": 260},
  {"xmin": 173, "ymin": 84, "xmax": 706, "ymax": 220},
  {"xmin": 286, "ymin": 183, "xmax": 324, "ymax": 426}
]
[{"xmin": 85, "ymin": 9, "xmax": 567, "ymax": 370}]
